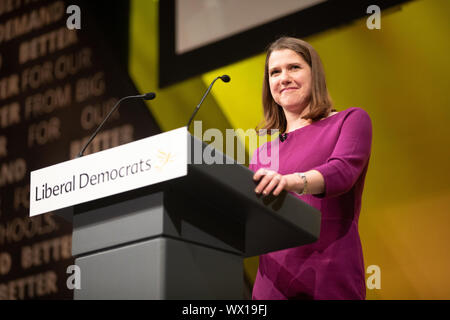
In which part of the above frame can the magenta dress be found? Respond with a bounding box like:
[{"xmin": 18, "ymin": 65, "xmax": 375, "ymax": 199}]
[{"xmin": 250, "ymin": 107, "xmax": 372, "ymax": 300}]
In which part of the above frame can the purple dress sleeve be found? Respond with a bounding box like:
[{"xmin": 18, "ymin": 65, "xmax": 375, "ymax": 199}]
[{"xmin": 312, "ymin": 109, "xmax": 372, "ymax": 198}]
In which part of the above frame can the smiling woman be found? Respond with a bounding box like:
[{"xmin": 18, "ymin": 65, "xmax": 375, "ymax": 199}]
[
  {"xmin": 250, "ymin": 37, "xmax": 372, "ymax": 300},
  {"xmin": 268, "ymin": 49, "xmax": 312, "ymax": 117},
  {"xmin": 259, "ymin": 37, "xmax": 334, "ymax": 135}
]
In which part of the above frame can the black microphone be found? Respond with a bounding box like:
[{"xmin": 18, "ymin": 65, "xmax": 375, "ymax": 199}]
[
  {"xmin": 280, "ymin": 133, "xmax": 288, "ymax": 142},
  {"xmin": 142, "ymin": 92, "xmax": 156, "ymax": 100},
  {"xmin": 77, "ymin": 92, "xmax": 156, "ymax": 158},
  {"xmin": 220, "ymin": 74, "xmax": 230, "ymax": 83},
  {"xmin": 186, "ymin": 75, "xmax": 231, "ymax": 129}
]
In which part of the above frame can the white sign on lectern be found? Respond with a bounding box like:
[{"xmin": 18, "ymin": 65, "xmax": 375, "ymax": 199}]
[{"xmin": 30, "ymin": 127, "xmax": 188, "ymax": 217}]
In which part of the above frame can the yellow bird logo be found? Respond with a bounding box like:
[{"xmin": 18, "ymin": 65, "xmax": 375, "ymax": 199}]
[{"xmin": 155, "ymin": 150, "xmax": 175, "ymax": 171}]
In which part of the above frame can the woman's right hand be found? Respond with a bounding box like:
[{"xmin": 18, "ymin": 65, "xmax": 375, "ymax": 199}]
[{"xmin": 253, "ymin": 168, "xmax": 304, "ymax": 196}]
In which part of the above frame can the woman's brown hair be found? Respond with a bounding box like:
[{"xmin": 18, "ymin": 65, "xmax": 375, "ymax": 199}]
[{"xmin": 258, "ymin": 37, "xmax": 333, "ymax": 134}]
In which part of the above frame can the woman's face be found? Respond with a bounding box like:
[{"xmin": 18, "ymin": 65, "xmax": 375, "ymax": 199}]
[{"xmin": 268, "ymin": 49, "xmax": 312, "ymax": 112}]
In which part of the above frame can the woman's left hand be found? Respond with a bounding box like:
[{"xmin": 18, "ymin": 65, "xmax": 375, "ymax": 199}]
[{"xmin": 253, "ymin": 169, "xmax": 302, "ymax": 196}]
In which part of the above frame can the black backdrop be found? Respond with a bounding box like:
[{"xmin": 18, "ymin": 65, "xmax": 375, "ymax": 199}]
[{"xmin": 0, "ymin": 0, "xmax": 160, "ymax": 299}]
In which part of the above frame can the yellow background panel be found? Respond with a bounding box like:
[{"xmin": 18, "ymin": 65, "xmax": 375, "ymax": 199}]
[{"xmin": 130, "ymin": 0, "xmax": 450, "ymax": 299}]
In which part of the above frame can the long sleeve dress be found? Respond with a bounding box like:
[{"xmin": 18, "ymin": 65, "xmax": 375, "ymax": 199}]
[{"xmin": 250, "ymin": 107, "xmax": 372, "ymax": 300}]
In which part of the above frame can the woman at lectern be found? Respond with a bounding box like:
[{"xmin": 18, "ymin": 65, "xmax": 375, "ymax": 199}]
[{"xmin": 249, "ymin": 37, "xmax": 372, "ymax": 300}]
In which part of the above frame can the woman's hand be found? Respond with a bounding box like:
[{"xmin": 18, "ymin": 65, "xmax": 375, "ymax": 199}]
[{"xmin": 253, "ymin": 169, "xmax": 303, "ymax": 196}]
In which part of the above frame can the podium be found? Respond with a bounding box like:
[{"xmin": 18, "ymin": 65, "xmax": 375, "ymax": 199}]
[{"xmin": 30, "ymin": 128, "xmax": 321, "ymax": 299}]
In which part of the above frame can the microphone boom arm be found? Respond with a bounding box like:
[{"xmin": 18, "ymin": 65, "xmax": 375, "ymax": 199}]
[
  {"xmin": 77, "ymin": 93, "xmax": 155, "ymax": 158},
  {"xmin": 186, "ymin": 75, "xmax": 230, "ymax": 130}
]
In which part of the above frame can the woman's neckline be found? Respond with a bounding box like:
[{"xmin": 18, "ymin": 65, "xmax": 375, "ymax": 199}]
[{"xmin": 286, "ymin": 111, "xmax": 340, "ymax": 134}]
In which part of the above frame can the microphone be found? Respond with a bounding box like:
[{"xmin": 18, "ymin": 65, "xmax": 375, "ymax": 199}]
[
  {"xmin": 77, "ymin": 92, "xmax": 156, "ymax": 158},
  {"xmin": 220, "ymin": 74, "xmax": 230, "ymax": 83},
  {"xmin": 186, "ymin": 75, "xmax": 231, "ymax": 129},
  {"xmin": 279, "ymin": 133, "xmax": 288, "ymax": 142},
  {"xmin": 142, "ymin": 92, "xmax": 156, "ymax": 100}
]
